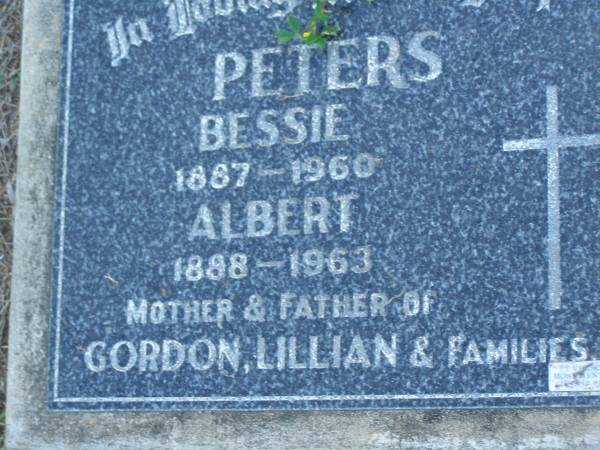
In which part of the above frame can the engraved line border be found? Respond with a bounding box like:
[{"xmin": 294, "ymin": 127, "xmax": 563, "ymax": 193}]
[
  {"xmin": 53, "ymin": 0, "xmax": 76, "ymax": 401},
  {"xmin": 52, "ymin": 2, "xmax": 597, "ymax": 406},
  {"xmin": 54, "ymin": 391, "xmax": 600, "ymax": 403}
]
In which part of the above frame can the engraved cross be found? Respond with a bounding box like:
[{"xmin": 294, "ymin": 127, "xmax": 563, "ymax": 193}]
[{"xmin": 503, "ymin": 86, "xmax": 600, "ymax": 310}]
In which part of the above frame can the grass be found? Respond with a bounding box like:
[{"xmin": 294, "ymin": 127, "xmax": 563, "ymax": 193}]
[{"xmin": 0, "ymin": 0, "xmax": 22, "ymax": 444}]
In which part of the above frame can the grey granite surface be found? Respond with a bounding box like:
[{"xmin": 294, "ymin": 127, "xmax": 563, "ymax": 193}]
[{"xmin": 6, "ymin": 0, "xmax": 600, "ymax": 448}]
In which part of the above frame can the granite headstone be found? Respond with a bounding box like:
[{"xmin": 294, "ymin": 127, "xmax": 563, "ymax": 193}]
[{"xmin": 7, "ymin": 0, "xmax": 600, "ymax": 447}]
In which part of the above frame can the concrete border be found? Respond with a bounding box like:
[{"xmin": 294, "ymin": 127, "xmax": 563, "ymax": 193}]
[{"xmin": 5, "ymin": 0, "xmax": 600, "ymax": 448}]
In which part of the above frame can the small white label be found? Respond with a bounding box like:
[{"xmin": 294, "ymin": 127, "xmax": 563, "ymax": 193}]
[{"xmin": 549, "ymin": 361, "xmax": 600, "ymax": 392}]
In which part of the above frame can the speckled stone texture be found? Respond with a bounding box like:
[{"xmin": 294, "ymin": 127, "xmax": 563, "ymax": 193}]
[{"xmin": 6, "ymin": 0, "xmax": 600, "ymax": 448}]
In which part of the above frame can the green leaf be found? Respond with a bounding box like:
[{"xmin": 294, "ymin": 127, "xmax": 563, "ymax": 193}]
[
  {"xmin": 314, "ymin": 0, "xmax": 328, "ymax": 20},
  {"xmin": 315, "ymin": 10, "xmax": 328, "ymax": 22},
  {"xmin": 276, "ymin": 0, "xmax": 368, "ymax": 49},
  {"xmin": 287, "ymin": 16, "xmax": 301, "ymax": 34},
  {"xmin": 302, "ymin": 32, "xmax": 318, "ymax": 44},
  {"xmin": 315, "ymin": 36, "xmax": 327, "ymax": 48},
  {"xmin": 321, "ymin": 23, "xmax": 341, "ymax": 37},
  {"xmin": 276, "ymin": 29, "xmax": 295, "ymax": 44}
]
